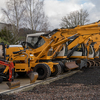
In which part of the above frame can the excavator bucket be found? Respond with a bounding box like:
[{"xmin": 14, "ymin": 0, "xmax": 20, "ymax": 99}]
[
  {"xmin": 6, "ymin": 80, "xmax": 20, "ymax": 89},
  {"xmin": 65, "ymin": 61, "xmax": 79, "ymax": 70},
  {"xmin": 28, "ymin": 72, "xmax": 38, "ymax": 83}
]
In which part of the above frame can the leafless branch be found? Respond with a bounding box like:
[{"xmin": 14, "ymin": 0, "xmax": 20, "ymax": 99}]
[{"xmin": 60, "ymin": 9, "xmax": 90, "ymax": 28}]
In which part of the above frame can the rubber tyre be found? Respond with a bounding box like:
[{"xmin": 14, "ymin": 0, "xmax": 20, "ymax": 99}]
[
  {"xmin": 54, "ymin": 61, "xmax": 65, "ymax": 73},
  {"xmin": 0, "ymin": 77, "xmax": 3, "ymax": 83},
  {"xmin": 34, "ymin": 64, "xmax": 51, "ymax": 80},
  {"xmin": 51, "ymin": 64, "xmax": 61, "ymax": 76}
]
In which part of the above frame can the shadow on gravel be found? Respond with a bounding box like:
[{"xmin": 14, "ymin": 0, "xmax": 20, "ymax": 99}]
[
  {"xmin": 50, "ymin": 67, "xmax": 100, "ymax": 86},
  {"xmin": 0, "ymin": 94, "xmax": 15, "ymax": 100}
]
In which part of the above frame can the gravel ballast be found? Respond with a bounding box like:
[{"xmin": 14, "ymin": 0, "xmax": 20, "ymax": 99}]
[{"xmin": 0, "ymin": 67, "xmax": 100, "ymax": 100}]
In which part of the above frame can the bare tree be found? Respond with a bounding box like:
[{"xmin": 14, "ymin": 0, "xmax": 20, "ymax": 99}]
[
  {"xmin": 60, "ymin": 9, "xmax": 89, "ymax": 28},
  {"xmin": 1, "ymin": 0, "xmax": 26, "ymax": 43},
  {"xmin": 25, "ymin": 0, "xmax": 49, "ymax": 32}
]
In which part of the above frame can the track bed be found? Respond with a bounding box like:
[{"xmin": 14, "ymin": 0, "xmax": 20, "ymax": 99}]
[{"xmin": 0, "ymin": 67, "xmax": 100, "ymax": 100}]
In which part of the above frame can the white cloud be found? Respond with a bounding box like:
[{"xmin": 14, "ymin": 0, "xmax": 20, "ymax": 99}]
[
  {"xmin": 0, "ymin": 0, "xmax": 6, "ymax": 8},
  {"xmin": 44, "ymin": 0, "xmax": 100, "ymax": 30},
  {"xmin": 44, "ymin": 0, "xmax": 81, "ymax": 29},
  {"xmin": 81, "ymin": 2, "xmax": 95, "ymax": 11},
  {"xmin": 0, "ymin": 0, "xmax": 6, "ymax": 22}
]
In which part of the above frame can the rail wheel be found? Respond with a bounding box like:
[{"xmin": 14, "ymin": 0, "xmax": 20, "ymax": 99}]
[
  {"xmin": 90, "ymin": 60, "xmax": 95, "ymax": 67},
  {"xmin": 87, "ymin": 61, "xmax": 91, "ymax": 68},
  {"xmin": 34, "ymin": 64, "xmax": 51, "ymax": 80},
  {"xmin": 51, "ymin": 64, "xmax": 61, "ymax": 76},
  {"xmin": 95, "ymin": 62, "xmax": 99, "ymax": 66}
]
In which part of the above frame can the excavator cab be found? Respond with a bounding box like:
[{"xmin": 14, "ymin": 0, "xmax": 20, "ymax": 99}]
[{"xmin": 26, "ymin": 32, "xmax": 46, "ymax": 49}]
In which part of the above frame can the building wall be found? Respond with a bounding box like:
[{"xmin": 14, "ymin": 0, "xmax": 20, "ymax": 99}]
[{"xmin": 0, "ymin": 23, "xmax": 13, "ymax": 32}]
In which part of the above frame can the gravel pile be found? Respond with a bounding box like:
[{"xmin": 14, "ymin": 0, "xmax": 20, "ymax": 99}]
[{"xmin": 0, "ymin": 67, "xmax": 100, "ymax": 100}]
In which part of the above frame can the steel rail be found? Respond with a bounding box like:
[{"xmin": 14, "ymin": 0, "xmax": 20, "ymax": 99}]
[{"xmin": 0, "ymin": 70, "xmax": 80, "ymax": 95}]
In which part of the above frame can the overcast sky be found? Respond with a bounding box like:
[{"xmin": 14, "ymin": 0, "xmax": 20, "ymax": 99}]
[{"xmin": 0, "ymin": 0, "xmax": 100, "ymax": 30}]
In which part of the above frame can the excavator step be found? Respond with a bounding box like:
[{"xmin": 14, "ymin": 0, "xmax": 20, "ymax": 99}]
[{"xmin": 65, "ymin": 61, "xmax": 79, "ymax": 70}]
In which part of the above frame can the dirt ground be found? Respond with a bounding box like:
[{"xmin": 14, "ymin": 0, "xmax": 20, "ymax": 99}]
[{"xmin": 0, "ymin": 66, "xmax": 100, "ymax": 100}]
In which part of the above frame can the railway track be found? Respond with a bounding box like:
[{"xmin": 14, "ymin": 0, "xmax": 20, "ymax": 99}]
[{"xmin": 0, "ymin": 70, "xmax": 80, "ymax": 95}]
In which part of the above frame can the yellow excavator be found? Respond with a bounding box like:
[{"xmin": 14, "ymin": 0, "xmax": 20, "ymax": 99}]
[
  {"xmin": 53, "ymin": 21, "xmax": 100, "ymax": 68},
  {"xmin": 0, "ymin": 43, "xmax": 38, "ymax": 89},
  {"xmin": 1, "ymin": 21, "xmax": 100, "ymax": 82},
  {"xmin": 0, "ymin": 34, "xmax": 76, "ymax": 80}
]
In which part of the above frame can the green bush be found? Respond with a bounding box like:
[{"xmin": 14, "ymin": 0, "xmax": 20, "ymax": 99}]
[{"xmin": 0, "ymin": 27, "xmax": 14, "ymax": 44}]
